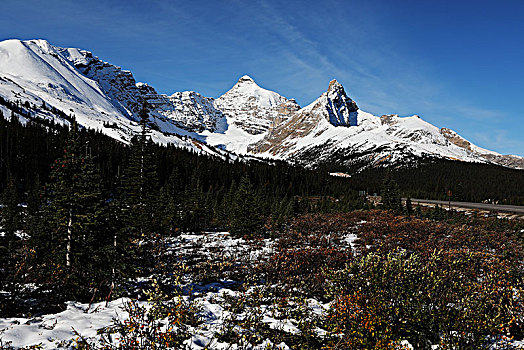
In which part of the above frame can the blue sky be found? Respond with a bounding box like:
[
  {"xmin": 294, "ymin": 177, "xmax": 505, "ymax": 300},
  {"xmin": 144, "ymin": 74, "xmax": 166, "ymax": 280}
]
[{"xmin": 1, "ymin": 0, "xmax": 523, "ymax": 156}]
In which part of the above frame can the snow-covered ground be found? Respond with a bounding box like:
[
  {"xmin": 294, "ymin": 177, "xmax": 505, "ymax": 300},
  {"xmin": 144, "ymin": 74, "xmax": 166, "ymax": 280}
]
[
  {"xmin": 0, "ymin": 289, "xmax": 332, "ymax": 349},
  {"xmin": 0, "ymin": 232, "xmax": 323, "ymax": 349},
  {"xmin": 2, "ymin": 229, "xmax": 522, "ymax": 349}
]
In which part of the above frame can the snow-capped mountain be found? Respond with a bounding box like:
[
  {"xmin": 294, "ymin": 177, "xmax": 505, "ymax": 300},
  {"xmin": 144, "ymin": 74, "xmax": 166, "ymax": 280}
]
[
  {"xmin": 214, "ymin": 75, "xmax": 300, "ymax": 135},
  {"xmin": 249, "ymin": 80, "xmax": 524, "ymax": 169},
  {"xmin": 0, "ymin": 39, "xmax": 223, "ymax": 157},
  {"xmin": 1, "ymin": 39, "xmax": 522, "ymax": 170}
]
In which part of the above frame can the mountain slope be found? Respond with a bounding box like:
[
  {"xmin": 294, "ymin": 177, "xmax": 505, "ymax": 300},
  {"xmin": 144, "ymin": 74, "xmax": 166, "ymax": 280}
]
[
  {"xmin": 249, "ymin": 80, "xmax": 515, "ymax": 169},
  {"xmin": 0, "ymin": 39, "xmax": 225, "ymax": 157},
  {"xmin": 0, "ymin": 39, "xmax": 522, "ymax": 170},
  {"xmin": 214, "ymin": 75, "xmax": 300, "ymax": 135}
]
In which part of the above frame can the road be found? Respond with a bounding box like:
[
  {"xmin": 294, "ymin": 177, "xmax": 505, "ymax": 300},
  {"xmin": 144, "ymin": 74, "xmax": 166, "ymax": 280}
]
[{"xmin": 409, "ymin": 198, "xmax": 524, "ymax": 215}]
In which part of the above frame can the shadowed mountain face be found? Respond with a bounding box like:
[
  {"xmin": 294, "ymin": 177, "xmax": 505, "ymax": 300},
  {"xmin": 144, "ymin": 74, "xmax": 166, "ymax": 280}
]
[{"xmin": 1, "ymin": 39, "xmax": 523, "ymax": 170}]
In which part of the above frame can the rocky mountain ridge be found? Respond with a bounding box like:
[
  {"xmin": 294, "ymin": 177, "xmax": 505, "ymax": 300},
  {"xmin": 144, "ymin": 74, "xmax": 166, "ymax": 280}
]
[{"xmin": 0, "ymin": 39, "xmax": 522, "ymax": 170}]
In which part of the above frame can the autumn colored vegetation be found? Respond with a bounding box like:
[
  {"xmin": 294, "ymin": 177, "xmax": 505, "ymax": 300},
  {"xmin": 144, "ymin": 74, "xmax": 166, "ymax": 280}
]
[{"xmin": 90, "ymin": 211, "xmax": 522, "ymax": 349}]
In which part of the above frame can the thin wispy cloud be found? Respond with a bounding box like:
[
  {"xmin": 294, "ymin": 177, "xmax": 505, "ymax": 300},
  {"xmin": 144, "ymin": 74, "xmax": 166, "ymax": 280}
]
[{"xmin": 473, "ymin": 130, "xmax": 524, "ymax": 157}]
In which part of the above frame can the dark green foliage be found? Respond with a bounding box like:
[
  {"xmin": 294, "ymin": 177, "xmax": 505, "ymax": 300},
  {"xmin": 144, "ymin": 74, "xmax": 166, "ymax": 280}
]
[
  {"xmin": 380, "ymin": 174, "xmax": 402, "ymax": 211},
  {"xmin": 158, "ymin": 168, "xmax": 183, "ymax": 234},
  {"xmin": 229, "ymin": 175, "xmax": 263, "ymax": 236},
  {"xmin": 405, "ymin": 197, "xmax": 413, "ymax": 215},
  {"xmin": 0, "ymin": 173, "xmax": 21, "ymax": 312},
  {"xmin": 414, "ymin": 205, "xmax": 423, "ymax": 218},
  {"xmin": 1, "ymin": 172, "xmax": 20, "ymax": 243},
  {"xmin": 180, "ymin": 173, "xmax": 213, "ymax": 232},
  {"xmin": 350, "ymin": 159, "xmax": 524, "ymax": 205},
  {"xmin": 32, "ymin": 124, "xmax": 110, "ymax": 301},
  {"xmin": 121, "ymin": 104, "xmax": 159, "ymax": 236}
]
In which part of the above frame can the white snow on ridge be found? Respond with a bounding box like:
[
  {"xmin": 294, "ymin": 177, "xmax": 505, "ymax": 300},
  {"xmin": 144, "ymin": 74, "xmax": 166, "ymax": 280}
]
[
  {"xmin": 0, "ymin": 39, "xmax": 121, "ymax": 122},
  {"xmin": 0, "ymin": 39, "xmax": 217, "ymax": 156},
  {"xmin": 202, "ymin": 122, "xmax": 266, "ymax": 154},
  {"xmin": 0, "ymin": 38, "xmax": 522, "ymax": 169},
  {"xmin": 219, "ymin": 75, "xmax": 286, "ymax": 109}
]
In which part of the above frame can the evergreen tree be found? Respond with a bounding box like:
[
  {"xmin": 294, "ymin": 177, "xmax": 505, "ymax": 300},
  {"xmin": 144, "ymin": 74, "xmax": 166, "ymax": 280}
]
[
  {"xmin": 118, "ymin": 103, "xmax": 160, "ymax": 277},
  {"xmin": 182, "ymin": 172, "xmax": 212, "ymax": 231},
  {"xmin": 37, "ymin": 124, "xmax": 107, "ymax": 299},
  {"xmin": 217, "ymin": 180, "xmax": 236, "ymax": 229},
  {"xmin": 159, "ymin": 168, "xmax": 182, "ymax": 235},
  {"xmin": 415, "ymin": 205, "xmax": 423, "ymax": 218},
  {"xmin": 455, "ymin": 182, "xmax": 464, "ymax": 202},
  {"xmin": 230, "ymin": 175, "xmax": 263, "ymax": 236},
  {"xmin": 381, "ymin": 174, "xmax": 402, "ymax": 212},
  {"xmin": 121, "ymin": 103, "xmax": 159, "ymax": 238},
  {"xmin": 24, "ymin": 177, "xmax": 43, "ymax": 246},
  {"xmin": 76, "ymin": 144, "xmax": 111, "ymax": 291},
  {"xmin": 0, "ymin": 172, "xmax": 20, "ymax": 292},
  {"xmin": 405, "ymin": 197, "xmax": 413, "ymax": 215}
]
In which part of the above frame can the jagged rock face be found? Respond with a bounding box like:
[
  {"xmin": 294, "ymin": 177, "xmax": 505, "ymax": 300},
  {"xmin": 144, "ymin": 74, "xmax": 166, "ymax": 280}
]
[
  {"xmin": 249, "ymin": 106, "xmax": 325, "ymax": 154},
  {"xmin": 441, "ymin": 127, "xmax": 473, "ymax": 151},
  {"xmin": 59, "ymin": 47, "xmax": 146, "ymax": 120},
  {"xmin": 214, "ymin": 75, "xmax": 300, "ymax": 135},
  {"xmin": 250, "ymin": 80, "xmax": 360, "ymax": 154},
  {"xmin": 381, "ymin": 114, "xmax": 399, "ymax": 125},
  {"xmin": 325, "ymin": 79, "xmax": 358, "ymax": 126},
  {"xmin": 60, "ymin": 47, "xmax": 225, "ymax": 133},
  {"xmin": 481, "ymin": 154, "xmax": 524, "ymax": 169},
  {"xmin": 147, "ymin": 91, "xmax": 226, "ymax": 133},
  {"xmin": 440, "ymin": 128, "xmax": 524, "ymax": 168}
]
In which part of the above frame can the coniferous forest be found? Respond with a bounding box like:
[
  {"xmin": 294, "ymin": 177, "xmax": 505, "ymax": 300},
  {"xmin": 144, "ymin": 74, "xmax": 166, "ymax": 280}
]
[
  {"xmin": 0, "ymin": 110, "xmax": 365, "ymax": 313},
  {"xmin": 1, "ymin": 111, "xmax": 524, "ymax": 349}
]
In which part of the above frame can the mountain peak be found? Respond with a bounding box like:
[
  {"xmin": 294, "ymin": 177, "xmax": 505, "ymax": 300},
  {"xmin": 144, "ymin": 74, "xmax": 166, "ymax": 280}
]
[
  {"xmin": 322, "ymin": 80, "xmax": 358, "ymax": 126},
  {"xmin": 238, "ymin": 75, "xmax": 255, "ymax": 83},
  {"xmin": 328, "ymin": 79, "xmax": 343, "ymax": 93},
  {"xmin": 215, "ymin": 75, "xmax": 300, "ymax": 135},
  {"xmin": 219, "ymin": 75, "xmax": 290, "ymax": 109},
  {"xmin": 326, "ymin": 79, "xmax": 353, "ymax": 102}
]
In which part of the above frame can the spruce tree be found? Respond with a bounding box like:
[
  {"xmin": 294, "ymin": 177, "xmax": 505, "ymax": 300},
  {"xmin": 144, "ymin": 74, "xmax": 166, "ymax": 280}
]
[
  {"xmin": 217, "ymin": 180, "xmax": 236, "ymax": 229},
  {"xmin": 405, "ymin": 197, "xmax": 413, "ymax": 215},
  {"xmin": 38, "ymin": 123, "xmax": 107, "ymax": 299},
  {"xmin": 381, "ymin": 174, "xmax": 402, "ymax": 212},
  {"xmin": 121, "ymin": 103, "xmax": 159, "ymax": 238},
  {"xmin": 120, "ymin": 102, "xmax": 159, "ymax": 276},
  {"xmin": 0, "ymin": 172, "xmax": 20, "ymax": 293},
  {"xmin": 230, "ymin": 175, "xmax": 263, "ymax": 236},
  {"xmin": 415, "ymin": 205, "xmax": 423, "ymax": 218},
  {"xmin": 76, "ymin": 144, "xmax": 110, "ymax": 291},
  {"xmin": 182, "ymin": 173, "xmax": 212, "ymax": 231},
  {"xmin": 159, "ymin": 169, "xmax": 182, "ymax": 235}
]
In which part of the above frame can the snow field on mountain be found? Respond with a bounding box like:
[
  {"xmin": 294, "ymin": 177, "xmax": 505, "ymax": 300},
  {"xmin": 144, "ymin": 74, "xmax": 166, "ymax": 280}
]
[{"xmin": 1, "ymin": 38, "xmax": 523, "ymax": 169}]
